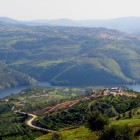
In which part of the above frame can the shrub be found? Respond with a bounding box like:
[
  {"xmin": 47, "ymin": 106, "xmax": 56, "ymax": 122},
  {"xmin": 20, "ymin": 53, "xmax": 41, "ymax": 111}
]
[
  {"xmin": 86, "ymin": 111, "xmax": 109, "ymax": 131},
  {"xmin": 51, "ymin": 132, "xmax": 63, "ymax": 140},
  {"xmin": 116, "ymin": 115, "xmax": 121, "ymax": 120},
  {"xmin": 99, "ymin": 125, "xmax": 134, "ymax": 140},
  {"xmin": 135, "ymin": 128, "xmax": 140, "ymax": 137}
]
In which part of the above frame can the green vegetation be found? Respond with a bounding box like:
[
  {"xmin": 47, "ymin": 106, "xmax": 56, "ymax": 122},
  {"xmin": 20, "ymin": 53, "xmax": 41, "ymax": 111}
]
[
  {"xmin": 0, "ymin": 86, "xmax": 94, "ymax": 139},
  {"xmin": 1, "ymin": 86, "xmax": 140, "ymax": 140},
  {"xmin": 7, "ymin": 87, "xmax": 89, "ymax": 112},
  {"xmin": 89, "ymin": 95, "xmax": 139, "ymax": 117},
  {"xmin": 111, "ymin": 117, "xmax": 140, "ymax": 127},
  {"xmin": 34, "ymin": 91, "xmax": 140, "ymax": 130},
  {"xmin": 99, "ymin": 125, "xmax": 134, "ymax": 140},
  {"xmin": 86, "ymin": 111, "xmax": 109, "ymax": 131},
  {"xmin": 0, "ymin": 102, "xmax": 13, "ymax": 114},
  {"xmin": 35, "ymin": 101, "xmax": 88, "ymax": 130},
  {"xmin": 2, "ymin": 21, "xmax": 140, "ymax": 140},
  {"xmin": 0, "ymin": 24, "xmax": 140, "ymax": 86},
  {"xmin": 36, "ymin": 126, "xmax": 98, "ymax": 140},
  {"xmin": 0, "ymin": 111, "xmax": 44, "ymax": 140},
  {"xmin": 0, "ymin": 63, "xmax": 35, "ymax": 90}
]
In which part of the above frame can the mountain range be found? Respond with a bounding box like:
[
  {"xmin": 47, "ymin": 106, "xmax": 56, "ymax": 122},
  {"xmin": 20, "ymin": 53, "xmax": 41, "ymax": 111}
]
[{"xmin": 1, "ymin": 16, "xmax": 140, "ymax": 34}]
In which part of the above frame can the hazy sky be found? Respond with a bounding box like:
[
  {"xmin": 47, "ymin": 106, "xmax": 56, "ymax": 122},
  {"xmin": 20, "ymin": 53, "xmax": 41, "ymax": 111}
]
[{"xmin": 0, "ymin": 0, "xmax": 140, "ymax": 20}]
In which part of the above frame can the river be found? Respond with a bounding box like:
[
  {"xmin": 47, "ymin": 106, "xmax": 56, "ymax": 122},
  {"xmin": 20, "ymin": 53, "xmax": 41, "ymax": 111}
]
[
  {"xmin": 0, "ymin": 82, "xmax": 53, "ymax": 99},
  {"xmin": 0, "ymin": 83, "xmax": 140, "ymax": 99},
  {"xmin": 125, "ymin": 85, "xmax": 140, "ymax": 92}
]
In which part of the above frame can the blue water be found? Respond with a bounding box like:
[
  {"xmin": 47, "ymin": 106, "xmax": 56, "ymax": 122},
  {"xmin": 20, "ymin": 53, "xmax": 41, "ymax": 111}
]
[
  {"xmin": 125, "ymin": 85, "xmax": 140, "ymax": 92},
  {"xmin": 0, "ymin": 86, "xmax": 29, "ymax": 99},
  {"xmin": 0, "ymin": 82, "xmax": 53, "ymax": 99}
]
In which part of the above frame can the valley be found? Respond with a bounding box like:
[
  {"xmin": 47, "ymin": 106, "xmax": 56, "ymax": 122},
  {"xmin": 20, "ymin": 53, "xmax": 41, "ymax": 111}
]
[{"xmin": 1, "ymin": 17, "xmax": 140, "ymax": 140}]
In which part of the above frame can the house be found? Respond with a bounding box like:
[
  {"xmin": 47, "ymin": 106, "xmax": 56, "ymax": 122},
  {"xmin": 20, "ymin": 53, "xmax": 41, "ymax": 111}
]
[{"xmin": 109, "ymin": 87, "xmax": 122, "ymax": 95}]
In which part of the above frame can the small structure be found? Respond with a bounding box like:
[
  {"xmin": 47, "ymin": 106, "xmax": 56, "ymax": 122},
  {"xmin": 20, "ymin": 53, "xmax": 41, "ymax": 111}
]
[{"xmin": 109, "ymin": 87, "xmax": 121, "ymax": 94}]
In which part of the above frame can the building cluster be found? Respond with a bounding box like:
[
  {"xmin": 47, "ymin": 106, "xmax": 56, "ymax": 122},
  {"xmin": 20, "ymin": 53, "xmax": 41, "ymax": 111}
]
[{"xmin": 100, "ymin": 87, "xmax": 122, "ymax": 96}]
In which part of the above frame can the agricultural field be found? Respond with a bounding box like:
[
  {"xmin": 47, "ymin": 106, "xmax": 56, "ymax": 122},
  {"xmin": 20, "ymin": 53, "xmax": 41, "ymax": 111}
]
[
  {"xmin": 0, "ymin": 109, "xmax": 44, "ymax": 140},
  {"xmin": 5, "ymin": 86, "xmax": 90, "ymax": 112}
]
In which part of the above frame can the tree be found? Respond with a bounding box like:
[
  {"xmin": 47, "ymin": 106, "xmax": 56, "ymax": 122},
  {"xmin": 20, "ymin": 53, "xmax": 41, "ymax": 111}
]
[
  {"xmin": 122, "ymin": 113, "xmax": 126, "ymax": 118},
  {"xmin": 51, "ymin": 132, "xmax": 63, "ymax": 140},
  {"xmin": 99, "ymin": 125, "xmax": 134, "ymax": 140},
  {"xmin": 86, "ymin": 111, "xmax": 109, "ymax": 131},
  {"xmin": 116, "ymin": 114, "xmax": 121, "ymax": 120},
  {"xmin": 128, "ymin": 110, "xmax": 133, "ymax": 118},
  {"xmin": 135, "ymin": 128, "xmax": 140, "ymax": 138}
]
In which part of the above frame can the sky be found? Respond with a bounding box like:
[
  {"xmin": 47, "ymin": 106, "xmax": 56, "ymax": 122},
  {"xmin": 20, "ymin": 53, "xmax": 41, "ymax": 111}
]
[{"xmin": 0, "ymin": 0, "xmax": 140, "ymax": 20}]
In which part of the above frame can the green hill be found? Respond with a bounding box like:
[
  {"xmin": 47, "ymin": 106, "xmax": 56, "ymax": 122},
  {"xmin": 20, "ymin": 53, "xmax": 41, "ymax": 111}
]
[
  {"xmin": 1, "ymin": 24, "xmax": 140, "ymax": 86},
  {"xmin": 0, "ymin": 63, "xmax": 36, "ymax": 90}
]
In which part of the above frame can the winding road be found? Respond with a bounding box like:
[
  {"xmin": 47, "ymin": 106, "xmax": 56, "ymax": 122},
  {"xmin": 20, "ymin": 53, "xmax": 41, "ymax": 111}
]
[
  {"xmin": 27, "ymin": 113, "xmax": 54, "ymax": 133},
  {"xmin": 15, "ymin": 90, "xmax": 136, "ymax": 133},
  {"xmin": 17, "ymin": 100, "xmax": 80, "ymax": 133},
  {"xmin": 17, "ymin": 111, "xmax": 55, "ymax": 133}
]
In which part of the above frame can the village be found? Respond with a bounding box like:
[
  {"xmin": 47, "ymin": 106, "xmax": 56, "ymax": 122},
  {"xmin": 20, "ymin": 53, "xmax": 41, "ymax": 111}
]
[{"xmin": 91, "ymin": 87, "xmax": 136, "ymax": 98}]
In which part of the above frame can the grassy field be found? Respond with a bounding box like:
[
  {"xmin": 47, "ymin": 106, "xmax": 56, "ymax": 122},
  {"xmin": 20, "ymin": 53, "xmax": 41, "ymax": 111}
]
[
  {"xmin": 36, "ymin": 116, "xmax": 140, "ymax": 140},
  {"xmin": 35, "ymin": 59, "xmax": 66, "ymax": 67},
  {"xmin": 111, "ymin": 117, "xmax": 140, "ymax": 128},
  {"xmin": 36, "ymin": 126, "xmax": 98, "ymax": 140}
]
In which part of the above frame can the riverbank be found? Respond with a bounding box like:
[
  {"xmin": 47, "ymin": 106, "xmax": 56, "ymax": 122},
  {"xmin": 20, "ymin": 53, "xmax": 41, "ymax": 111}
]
[
  {"xmin": 0, "ymin": 82, "xmax": 140, "ymax": 99},
  {"xmin": 0, "ymin": 82, "xmax": 51, "ymax": 99}
]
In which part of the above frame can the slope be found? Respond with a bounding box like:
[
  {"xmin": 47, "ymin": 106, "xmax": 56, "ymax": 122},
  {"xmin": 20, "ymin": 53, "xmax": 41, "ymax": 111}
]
[
  {"xmin": 0, "ymin": 24, "xmax": 140, "ymax": 86},
  {"xmin": 0, "ymin": 63, "xmax": 36, "ymax": 90}
]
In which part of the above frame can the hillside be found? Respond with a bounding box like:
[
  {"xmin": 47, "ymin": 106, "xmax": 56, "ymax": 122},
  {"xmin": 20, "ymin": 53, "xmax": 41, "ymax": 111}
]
[
  {"xmin": 1, "ymin": 24, "xmax": 140, "ymax": 86},
  {"xmin": 1, "ymin": 87, "xmax": 140, "ymax": 140},
  {"xmin": 0, "ymin": 63, "xmax": 36, "ymax": 90}
]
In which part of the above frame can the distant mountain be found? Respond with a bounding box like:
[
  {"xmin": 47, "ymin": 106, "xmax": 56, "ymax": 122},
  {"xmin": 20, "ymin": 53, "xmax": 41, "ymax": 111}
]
[
  {"xmin": 0, "ymin": 17, "xmax": 19, "ymax": 24},
  {"xmin": 1, "ymin": 16, "xmax": 140, "ymax": 34},
  {"xmin": 1, "ymin": 24, "xmax": 140, "ymax": 86},
  {"xmin": 31, "ymin": 17, "xmax": 140, "ymax": 34},
  {"xmin": 77, "ymin": 17, "xmax": 140, "ymax": 34},
  {"xmin": 31, "ymin": 18, "xmax": 78, "ymax": 26}
]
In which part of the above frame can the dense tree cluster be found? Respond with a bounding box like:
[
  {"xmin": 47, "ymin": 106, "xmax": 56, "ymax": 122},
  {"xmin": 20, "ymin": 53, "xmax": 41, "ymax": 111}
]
[{"xmin": 86, "ymin": 111, "xmax": 109, "ymax": 131}]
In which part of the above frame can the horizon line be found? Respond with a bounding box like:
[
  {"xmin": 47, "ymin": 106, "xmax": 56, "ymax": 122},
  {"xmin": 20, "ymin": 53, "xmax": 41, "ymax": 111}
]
[{"xmin": 0, "ymin": 16, "xmax": 140, "ymax": 21}]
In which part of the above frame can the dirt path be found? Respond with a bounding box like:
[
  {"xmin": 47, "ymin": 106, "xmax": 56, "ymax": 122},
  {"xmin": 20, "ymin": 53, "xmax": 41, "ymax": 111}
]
[{"xmin": 34, "ymin": 100, "xmax": 79, "ymax": 116}]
